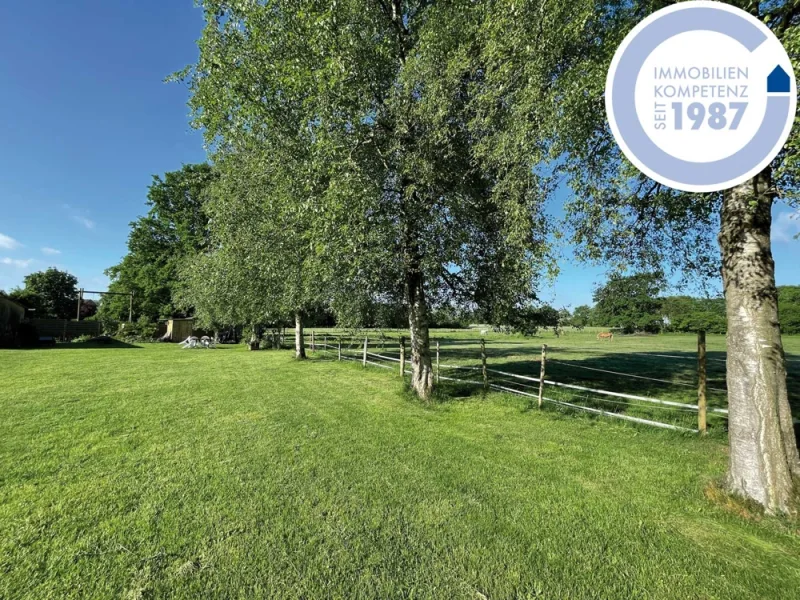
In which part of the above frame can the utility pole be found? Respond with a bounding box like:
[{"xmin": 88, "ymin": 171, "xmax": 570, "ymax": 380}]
[{"xmin": 76, "ymin": 288, "xmax": 84, "ymax": 321}]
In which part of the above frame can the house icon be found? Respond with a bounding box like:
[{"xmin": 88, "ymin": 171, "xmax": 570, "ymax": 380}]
[{"xmin": 767, "ymin": 65, "xmax": 790, "ymax": 93}]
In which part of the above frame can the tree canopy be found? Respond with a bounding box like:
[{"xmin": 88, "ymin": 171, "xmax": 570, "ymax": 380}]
[
  {"xmin": 591, "ymin": 273, "xmax": 665, "ymax": 334},
  {"xmin": 181, "ymin": 0, "xmax": 570, "ymax": 396},
  {"xmin": 9, "ymin": 268, "xmax": 78, "ymax": 320},
  {"xmin": 99, "ymin": 163, "xmax": 216, "ymax": 324}
]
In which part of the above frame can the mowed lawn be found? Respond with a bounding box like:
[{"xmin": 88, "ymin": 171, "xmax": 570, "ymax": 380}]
[{"xmin": 1, "ymin": 341, "xmax": 799, "ymax": 599}]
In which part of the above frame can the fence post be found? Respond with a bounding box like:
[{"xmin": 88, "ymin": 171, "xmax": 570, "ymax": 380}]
[
  {"xmin": 538, "ymin": 344, "xmax": 547, "ymax": 409},
  {"xmin": 481, "ymin": 338, "xmax": 488, "ymax": 393},
  {"xmin": 76, "ymin": 288, "xmax": 83, "ymax": 321},
  {"xmin": 324, "ymin": 334, "xmax": 327, "ymax": 354},
  {"xmin": 400, "ymin": 336, "xmax": 406, "ymax": 377},
  {"xmin": 311, "ymin": 331, "xmax": 315, "ymax": 351},
  {"xmin": 697, "ymin": 330, "xmax": 707, "ymax": 434},
  {"xmin": 363, "ymin": 336, "xmax": 368, "ymax": 367},
  {"xmin": 436, "ymin": 340, "xmax": 440, "ymax": 384},
  {"xmin": 338, "ymin": 339, "xmax": 342, "ymax": 361}
]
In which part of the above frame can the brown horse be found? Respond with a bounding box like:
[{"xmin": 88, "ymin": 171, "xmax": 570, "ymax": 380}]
[{"xmin": 597, "ymin": 332, "xmax": 614, "ymax": 341}]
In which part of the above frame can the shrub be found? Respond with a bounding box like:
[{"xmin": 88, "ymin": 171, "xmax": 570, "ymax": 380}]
[{"xmin": 117, "ymin": 317, "xmax": 158, "ymax": 341}]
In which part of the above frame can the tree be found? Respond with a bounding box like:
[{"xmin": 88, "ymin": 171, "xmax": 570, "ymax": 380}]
[
  {"xmin": 183, "ymin": 0, "xmax": 553, "ymax": 398},
  {"xmin": 179, "ymin": 0, "xmax": 800, "ymax": 509},
  {"xmin": 592, "ymin": 273, "xmax": 664, "ymax": 334},
  {"xmin": 661, "ymin": 296, "xmax": 726, "ymax": 334},
  {"xmin": 100, "ymin": 164, "xmax": 216, "ymax": 323},
  {"xmin": 178, "ymin": 144, "xmax": 325, "ymax": 358},
  {"xmin": 778, "ymin": 285, "xmax": 800, "ymax": 334},
  {"xmin": 9, "ymin": 268, "xmax": 78, "ymax": 320},
  {"xmin": 79, "ymin": 299, "xmax": 98, "ymax": 320},
  {"xmin": 720, "ymin": 173, "xmax": 799, "ymax": 512},
  {"xmin": 539, "ymin": 0, "xmax": 800, "ymax": 513},
  {"xmin": 571, "ymin": 305, "xmax": 593, "ymax": 330},
  {"xmin": 502, "ymin": 304, "xmax": 561, "ymax": 337}
]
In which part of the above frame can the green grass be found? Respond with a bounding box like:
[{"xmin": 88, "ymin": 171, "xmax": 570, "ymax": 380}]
[
  {"xmin": 1, "ymin": 338, "xmax": 799, "ymax": 599},
  {"xmin": 314, "ymin": 328, "xmax": 800, "ymax": 429}
]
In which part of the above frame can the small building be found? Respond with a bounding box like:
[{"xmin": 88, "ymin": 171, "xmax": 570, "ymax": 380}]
[{"xmin": 162, "ymin": 318, "xmax": 195, "ymax": 342}]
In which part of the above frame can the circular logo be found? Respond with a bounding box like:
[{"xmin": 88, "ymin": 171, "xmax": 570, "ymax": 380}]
[{"xmin": 605, "ymin": 1, "xmax": 797, "ymax": 192}]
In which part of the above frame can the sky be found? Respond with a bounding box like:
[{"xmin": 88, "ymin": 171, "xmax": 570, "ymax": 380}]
[{"xmin": 0, "ymin": 1, "xmax": 799, "ymax": 309}]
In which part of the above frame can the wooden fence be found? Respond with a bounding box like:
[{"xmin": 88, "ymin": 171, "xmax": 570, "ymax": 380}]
[
  {"xmin": 29, "ymin": 318, "xmax": 102, "ymax": 340},
  {"xmin": 305, "ymin": 332, "xmax": 728, "ymax": 434}
]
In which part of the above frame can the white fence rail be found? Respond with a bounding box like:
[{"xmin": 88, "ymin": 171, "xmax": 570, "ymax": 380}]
[{"xmin": 302, "ymin": 333, "xmax": 746, "ymax": 434}]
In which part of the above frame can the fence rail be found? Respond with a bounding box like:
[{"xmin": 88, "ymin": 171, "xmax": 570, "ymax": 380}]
[
  {"xmin": 29, "ymin": 318, "xmax": 102, "ymax": 340},
  {"xmin": 301, "ymin": 332, "xmax": 741, "ymax": 434}
]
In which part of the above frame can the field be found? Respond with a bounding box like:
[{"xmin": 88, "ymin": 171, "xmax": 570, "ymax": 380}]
[{"xmin": 1, "ymin": 331, "xmax": 799, "ymax": 599}]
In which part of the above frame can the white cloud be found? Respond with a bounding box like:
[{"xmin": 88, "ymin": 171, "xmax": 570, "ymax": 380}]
[
  {"xmin": 773, "ymin": 210, "xmax": 800, "ymax": 243},
  {"xmin": 0, "ymin": 257, "xmax": 33, "ymax": 268},
  {"xmin": 0, "ymin": 233, "xmax": 21, "ymax": 250},
  {"xmin": 72, "ymin": 216, "xmax": 96, "ymax": 230},
  {"xmin": 41, "ymin": 247, "xmax": 61, "ymax": 255}
]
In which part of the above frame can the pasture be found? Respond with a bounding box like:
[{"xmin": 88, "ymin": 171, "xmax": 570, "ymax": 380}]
[{"xmin": 1, "ymin": 331, "xmax": 799, "ymax": 599}]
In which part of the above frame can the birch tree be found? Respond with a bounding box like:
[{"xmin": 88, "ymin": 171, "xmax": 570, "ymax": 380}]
[
  {"xmin": 179, "ymin": 143, "xmax": 325, "ymax": 358},
  {"xmin": 527, "ymin": 0, "xmax": 800, "ymax": 513},
  {"xmin": 183, "ymin": 0, "xmax": 551, "ymax": 399}
]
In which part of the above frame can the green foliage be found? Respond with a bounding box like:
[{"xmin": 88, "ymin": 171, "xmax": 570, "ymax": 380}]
[
  {"xmin": 779, "ymin": 285, "xmax": 800, "ymax": 334},
  {"xmin": 177, "ymin": 145, "xmax": 323, "ymax": 332},
  {"xmin": 117, "ymin": 316, "xmax": 158, "ymax": 342},
  {"xmin": 506, "ymin": 304, "xmax": 563, "ymax": 337},
  {"xmin": 9, "ymin": 268, "xmax": 78, "ymax": 319},
  {"xmin": 182, "ymin": 0, "xmax": 554, "ymax": 348},
  {"xmin": 100, "ymin": 164, "xmax": 216, "ymax": 323},
  {"xmin": 571, "ymin": 305, "xmax": 593, "ymax": 330},
  {"xmin": 427, "ymin": 307, "xmax": 472, "ymax": 330},
  {"xmin": 661, "ymin": 296, "xmax": 727, "ymax": 335},
  {"xmin": 592, "ymin": 273, "xmax": 665, "ymax": 334}
]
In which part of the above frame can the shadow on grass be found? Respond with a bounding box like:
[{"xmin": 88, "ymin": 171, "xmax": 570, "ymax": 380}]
[
  {"xmin": 430, "ymin": 345, "xmax": 797, "ymax": 437},
  {"xmin": 430, "ymin": 380, "xmax": 487, "ymax": 403}
]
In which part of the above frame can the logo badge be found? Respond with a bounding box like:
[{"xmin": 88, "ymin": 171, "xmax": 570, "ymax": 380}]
[{"xmin": 605, "ymin": 1, "xmax": 796, "ymax": 192}]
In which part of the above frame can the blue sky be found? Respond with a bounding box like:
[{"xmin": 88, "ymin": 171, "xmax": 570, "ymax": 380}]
[
  {"xmin": 0, "ymin": 1, "xmax": 206, "ymax": 295},
  {"xmin": 0, "ymin": 1, "xmax": 799, "ymax": 308}
]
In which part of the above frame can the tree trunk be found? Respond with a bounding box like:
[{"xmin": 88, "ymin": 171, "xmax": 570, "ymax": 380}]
[
  {"xmin": 295, "ymin": 311, "xmax": 306, "ymax": 359},
  {"xmin": 720, "ymin": 167, "xmax": 799, "ymax": 514},
  {"xmin": 406, "ymin": 267, "xmax": 434, "ymax": 400},
  {"xmin": 249, "ymin": 323, "xmax": 260, "ymax": 351}
]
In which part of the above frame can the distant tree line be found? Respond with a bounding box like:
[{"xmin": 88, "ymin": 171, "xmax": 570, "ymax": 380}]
[
  {"xmin": 571, "ymin": 273, "xmax": 800, "ymax": 335},
  {"xmin": 4, "ymin": 268, "xmax": 96, "ymax": 321}
]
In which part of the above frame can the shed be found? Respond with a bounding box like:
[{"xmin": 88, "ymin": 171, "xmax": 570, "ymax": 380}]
[{"xmin": 164, "ymin": 318, "xmax": 195, "ymax": 342}]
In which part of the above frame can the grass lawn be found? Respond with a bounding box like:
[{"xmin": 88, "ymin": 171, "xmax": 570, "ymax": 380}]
[{"xmin": 1, "ymin": 338, "xmax": 799, "ymax": 599}]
